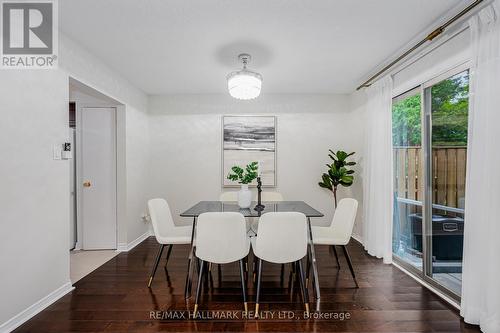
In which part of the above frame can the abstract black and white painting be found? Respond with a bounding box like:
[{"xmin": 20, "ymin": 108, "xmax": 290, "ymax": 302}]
[{"xmin": 222, "ymin": 115, "xmax": 276, "ymax": 187}]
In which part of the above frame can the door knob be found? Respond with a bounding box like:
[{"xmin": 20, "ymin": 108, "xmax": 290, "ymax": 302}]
[{"xmin": 83, "ymin": 181, "xmax": 91, "ymax": 188}]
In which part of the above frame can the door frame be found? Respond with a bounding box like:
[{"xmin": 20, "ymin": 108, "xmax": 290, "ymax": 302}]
[
  {"xmin": 392, "ymin": 61, "xmax": 470, "ymax": 303},
  {"xmin": 75, "ymin": 103, "xmax": 123, "ymax": 250}
]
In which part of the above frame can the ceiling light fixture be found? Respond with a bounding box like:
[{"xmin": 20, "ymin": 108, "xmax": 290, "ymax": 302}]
[{"xmin": 227, "ymin": 53, "xmax": 262, "ymax": 100}]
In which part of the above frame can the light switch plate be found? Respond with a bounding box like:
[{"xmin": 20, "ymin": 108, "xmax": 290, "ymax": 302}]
[{"xmin": 53, "ymin": 144, "xmax": 62, "ymax": 160}]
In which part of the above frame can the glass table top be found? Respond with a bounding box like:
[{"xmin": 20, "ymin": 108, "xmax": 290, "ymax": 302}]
[{"xmin": 180, "ymin": 201, "xmax": 324, "ymax": 218}]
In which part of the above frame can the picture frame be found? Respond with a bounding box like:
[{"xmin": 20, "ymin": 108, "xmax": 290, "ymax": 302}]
[{"xmin": 222, "ymin": 115, "xmax": 277, "ymax": 187}]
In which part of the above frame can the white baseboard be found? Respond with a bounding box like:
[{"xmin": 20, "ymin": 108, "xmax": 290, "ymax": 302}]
[
  {"xmin": 116, "ymin": 230, "xmax": 152, "ymax": 252},
  {"xmin": 0, "ymin": 282, "xmax": 74, "ymax": 333},
  {"xmin": 116, "ymin": 243, "xmax": 128, "ymax": 252}
]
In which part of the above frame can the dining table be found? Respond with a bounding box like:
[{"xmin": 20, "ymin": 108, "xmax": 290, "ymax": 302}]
[{"xmin": 180, "ymin": 200, "xmax": 324, "ymax": 300}]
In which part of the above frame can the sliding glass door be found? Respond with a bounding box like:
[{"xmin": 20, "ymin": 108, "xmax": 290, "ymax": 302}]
[{"xmin": 392, "ymin": 65, "xmax": 469, "ymax": 299}]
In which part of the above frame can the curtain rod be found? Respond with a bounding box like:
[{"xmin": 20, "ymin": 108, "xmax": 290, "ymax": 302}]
[{"xmin": 356, "ymin": 0, "xmax": 484, "ymax": 90}]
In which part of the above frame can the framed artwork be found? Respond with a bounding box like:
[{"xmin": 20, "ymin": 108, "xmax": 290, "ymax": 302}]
[{"xmin": 222, "ymin": 115, "xmax": 276, "ymax": 187}]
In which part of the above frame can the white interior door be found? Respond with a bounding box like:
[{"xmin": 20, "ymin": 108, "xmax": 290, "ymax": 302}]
[{"xmin": 80, "ymin": 107, "xmax": 117, "ymax": 249}]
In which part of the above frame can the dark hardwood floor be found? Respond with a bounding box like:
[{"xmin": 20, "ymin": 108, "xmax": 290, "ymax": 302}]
[{"xmin": 14, "ymin": 238, "xmax": 480, "ymax": 332}]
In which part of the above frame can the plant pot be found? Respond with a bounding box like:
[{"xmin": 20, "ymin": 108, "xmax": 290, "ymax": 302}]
[{"xmin": 238, "ymin": 184, "xmax": 252, "ymax": 209}]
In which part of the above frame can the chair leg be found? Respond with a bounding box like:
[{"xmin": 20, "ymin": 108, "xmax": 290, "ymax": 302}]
[
  {"xmin": 203, "ymin": 260, "xmax": 210, "ymax": 291},
  {"xmin": 194, "ymin": 260, "xmax": 206, "ymax": 316},
  {"xmin": 332, "ymin": 245, "xmax": 340, "ymax": 267},
  {"xmin": 254, "ymin": 258, "xmax": 263, "ymax": 319},
  {"xmin": 297, "ymin": 259, "xmax": 310, "ymax": 316},
  {"xmin": 296, "ymin": 262, "xmax": 304, "ymax": 299},
  {"xmin": 342, "ymin": 245, "xmax": 359, "ymax": 288},
  {"xmin": 238, "ymin": 259, "xmax": 248, "ymax": 313},
  {"xmin": 164, "ymin": 245, "xmax": 173, "ymax": 268},
  {"xmin": 148, "ymin": 244, "xmax": 165, "ymax": 287},
  {"xmin": 305, "ymin": 246, "xmax": 311, "ymax": 286}
]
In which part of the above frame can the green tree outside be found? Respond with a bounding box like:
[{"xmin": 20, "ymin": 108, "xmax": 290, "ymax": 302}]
[{"xmin": 392, "ymin": 71, "xmax": 469, "ymax": 147}]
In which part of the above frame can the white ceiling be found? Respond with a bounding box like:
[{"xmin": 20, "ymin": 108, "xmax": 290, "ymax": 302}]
[{"xmin": 60, "ymin": 0, "xmax": 469, "ymax": 95}]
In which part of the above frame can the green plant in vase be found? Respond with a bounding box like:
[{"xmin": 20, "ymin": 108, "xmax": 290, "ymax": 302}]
[
  {"xmin": 318, "ymin": 150, "xmax": 356, "ymax": 208},
  {"xmin": 227, "ymin": 161, "xmax": 259, "ymax": 209}
]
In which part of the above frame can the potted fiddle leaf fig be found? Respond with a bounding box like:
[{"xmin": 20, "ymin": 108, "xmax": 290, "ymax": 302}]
[
  {"xmin": 318, "ymin": 150, "xmax": 356, "ymax": 208},
  {"xmin": 227, "ymin": 161, "xmax": 259, "ymax": 209}
]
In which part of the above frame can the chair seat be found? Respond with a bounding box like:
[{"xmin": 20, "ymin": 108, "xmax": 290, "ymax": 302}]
[
  {"xmin": 311, "ymin": 226, "xmax": 349, "ymax": 246},
  {"xmin": 156, "ymin": 225, "xmax": 192, "ymax": 244}
]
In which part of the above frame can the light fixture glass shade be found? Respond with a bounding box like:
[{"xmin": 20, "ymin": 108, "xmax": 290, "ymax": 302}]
[{"xmin": 227, "ymin": 69, "xmax": 262, "ymax": 100}]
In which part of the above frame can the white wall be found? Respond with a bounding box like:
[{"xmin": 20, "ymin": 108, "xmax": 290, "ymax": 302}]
[
  {"xmin": 347, "ymin": 91, "xmax": 368, "ymax": 239},
  {"xmin": 0, "ymin": 70, "xmax": 71, "ymax": 326},
  {"xmin": 123, "ymin": 102, "xmax": 151, "ymax": 243},
  {"xmin": 148, "ymin": 94, "xmax": 364, "ymax": 234}
]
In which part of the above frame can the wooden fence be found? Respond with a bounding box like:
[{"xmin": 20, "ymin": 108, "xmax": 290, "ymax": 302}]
[{"xmin": 393, "ymin": 147, "xmax": 467, "ymax": 209}]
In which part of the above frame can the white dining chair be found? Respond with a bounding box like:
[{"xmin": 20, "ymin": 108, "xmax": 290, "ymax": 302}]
[
  {"xmin": 193, "ymin": 212, "xmax": 250, "ymax": 315},
  {"xmin": 147, "ymin": 198, "xmax": 192, "ymax": 287},
  {"xmin": 311, "ymin": 198, "xmax": 359, "ymax": 287},
  {"xmin": 251, "ymin": 212, "xmax": 309, "ymax": 318},
  {"xmin": 250, "ymin": 191, "xmax": 285, "ymax": 280}
]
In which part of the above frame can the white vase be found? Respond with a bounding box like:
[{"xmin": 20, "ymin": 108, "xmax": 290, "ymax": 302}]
[{"xmin": 238, "ymin": 184, "xmax": 252, "ymax": 209}]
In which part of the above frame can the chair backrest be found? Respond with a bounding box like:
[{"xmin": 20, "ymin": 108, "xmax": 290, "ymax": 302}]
[
  {"xmin": 329, "ymin": 198, "xmax": 359, "ymax": 244},
  {"xmin": 219, "ymin": 191, "xmax": 238, "ymax": 202},
  {"xmin": 196, "ymin": 212, "xmax": 249, "ymax": 264},
  {"xmin": 260, "ymin": 191, "xmax": 284, "ymax": 201},
  {"xmin": 253, "ymin": 212, "xmax": 307, "ymax": 264},
  {"xmin": 147, "ymin": 198, "xmax": 176, "ymax": 243}
]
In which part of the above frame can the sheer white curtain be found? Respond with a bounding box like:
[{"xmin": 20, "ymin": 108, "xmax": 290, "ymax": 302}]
[
  {"xmin": 362, "ymin": 76, "xmax": 393, "ymax": 264},
  {"xmin": 461, "ymin": 2, "xmax": 500, "ymax": 332}
]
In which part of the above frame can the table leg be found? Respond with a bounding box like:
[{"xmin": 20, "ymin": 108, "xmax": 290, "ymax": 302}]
[
  {"xmin": 307, "ymin": 217, "xmax": 321, "ymax": 300},
  {"xmin": 184, "ymin": 217, "xmax": 197, "ymax": 299}
]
